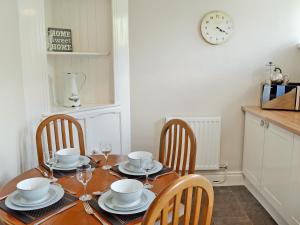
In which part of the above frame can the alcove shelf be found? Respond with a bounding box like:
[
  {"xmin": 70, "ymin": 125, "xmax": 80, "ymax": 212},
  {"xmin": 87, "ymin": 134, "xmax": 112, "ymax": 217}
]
[
  {"xmin": 47, "ymin": 51, "xmax": 111, "ymax": 56},
  {"xmin": 18, "ymin": 0, "xmax": 131, "ymax": 157},
  {"xmin": 45, "ymin": 0, "xmax": 114, "ymax": 108}
]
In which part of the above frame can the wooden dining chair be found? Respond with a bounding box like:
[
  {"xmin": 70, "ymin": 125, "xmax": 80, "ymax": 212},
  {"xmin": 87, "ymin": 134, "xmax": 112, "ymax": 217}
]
[
  {"xmin": 159, "ymin": 119, "xmax": 197, "ymax": 175},
  {"xmin": 36, "ymin": 114, "xmax": 85, "ymax": 166},
  {"xmin": 143, "ymin": 174, "xmax": 214, "ymax": 225}
]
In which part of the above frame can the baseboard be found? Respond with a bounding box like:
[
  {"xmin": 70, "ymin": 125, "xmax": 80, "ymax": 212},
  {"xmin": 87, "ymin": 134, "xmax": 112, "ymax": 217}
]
[
  {"xmin": 244, "ymin": 178, "xmax": 289, "ymax": 225},
  {"xmin": 196, "ymin": 170, "xmax": 244, "ymax": 186}
]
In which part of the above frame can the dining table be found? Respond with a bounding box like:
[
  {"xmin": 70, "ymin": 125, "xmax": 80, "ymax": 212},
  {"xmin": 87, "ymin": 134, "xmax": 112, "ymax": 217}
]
[{"xmin": 0, "ymin": 155, "xmax": 179, "ymax": 225}]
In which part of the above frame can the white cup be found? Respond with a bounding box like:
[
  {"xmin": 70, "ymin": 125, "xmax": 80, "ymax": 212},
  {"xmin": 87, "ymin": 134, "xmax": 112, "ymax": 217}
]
[
  {"xmin": 56, "ymin": 148, "xmax": 80, "ymax": 165},
  {"xmin": 110, "ymin": 179, "xmax": 143, "ymax": 206},
  {"xmin": 17, "ymin": 177, "xmax": 50, "ymax": 202},
  {"xmin": 128, "ymin": 151, "xmax": 153, "ymax": 170}
]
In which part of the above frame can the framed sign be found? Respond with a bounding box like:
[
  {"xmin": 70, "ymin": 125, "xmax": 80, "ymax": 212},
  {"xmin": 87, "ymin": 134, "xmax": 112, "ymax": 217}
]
[{"xmin": 48, "ymin": 28, "xmax": 73, "ymax": 52}]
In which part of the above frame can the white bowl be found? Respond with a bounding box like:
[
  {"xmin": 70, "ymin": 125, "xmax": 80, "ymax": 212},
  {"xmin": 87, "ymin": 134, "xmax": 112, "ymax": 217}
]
[
  {"xmin": 56, "ymin": 148, "xmax": 80, "ymax": 165},
  {"xmin": 16, "ymin": 177, "xmax": 50, "ymax": 202},
  {"xmin": 110, "ymin": 179, "xmax": 143, "ymax": 205},
  {"xmin": 128, "ymin": 151, "xmax": 153, "ymax": 170}
]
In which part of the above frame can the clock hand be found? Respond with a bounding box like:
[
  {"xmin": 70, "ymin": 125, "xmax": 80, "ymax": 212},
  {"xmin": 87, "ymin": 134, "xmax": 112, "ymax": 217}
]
[
  {"xmin": 216, "ymin": 26, "xmax": 224, "ymax": 32},
  {"xmin": 216, "ymin": 26, "xmax": 228, "ymax": 35}
]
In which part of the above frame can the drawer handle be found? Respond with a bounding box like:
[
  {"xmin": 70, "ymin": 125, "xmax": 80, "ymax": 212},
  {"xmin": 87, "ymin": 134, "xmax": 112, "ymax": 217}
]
[{"xmin": 260, "ymin": 120, "xmax": 265, "ymax": 127}]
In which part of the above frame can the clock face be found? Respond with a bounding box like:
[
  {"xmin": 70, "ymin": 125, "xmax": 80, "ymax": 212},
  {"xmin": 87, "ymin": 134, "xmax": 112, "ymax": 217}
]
[{"xmin": 201, "ymin": 11, "xmax": 233, "ymax": 45}]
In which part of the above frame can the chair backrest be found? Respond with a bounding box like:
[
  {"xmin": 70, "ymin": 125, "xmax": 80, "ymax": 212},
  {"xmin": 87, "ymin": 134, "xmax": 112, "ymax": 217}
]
[
  {"xmin": 159, "ymin": 119, "xmax": 196, "ymax": 175},
  {"xmin": 36, "ymin": 114, "xmax": 85, "ymax": 166},
  {"xmin": 143, "ymin": 174, "xmax": 214, "ymax": 225}
]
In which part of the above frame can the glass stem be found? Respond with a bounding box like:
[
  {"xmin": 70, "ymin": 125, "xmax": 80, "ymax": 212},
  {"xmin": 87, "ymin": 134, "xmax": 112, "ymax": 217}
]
[
  {"xmin": 50, "ymin": 166, "xmax": 54, "ymax": 179},
  {"xmin": 145, "ymin": 171, "xmax": 149, "ymax": 184},
  {"xmin": 105, "ymin": 155, "xmax": 108, "ymax": 166},
  {"xmin": 83, "ymin": 183, "xmax": 87, "ymax": 196}
]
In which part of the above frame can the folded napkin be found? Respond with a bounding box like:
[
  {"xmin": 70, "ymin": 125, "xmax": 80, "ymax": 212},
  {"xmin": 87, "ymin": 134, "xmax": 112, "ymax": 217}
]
[
  {"xmin": 88, "ymin": 198, "xmax": 145, "ymax": 225},
  {"xmin": 110, "ymin": 164, "xmax": 173, "ymax": 180},
  {"xmin": 0, "ymin": 193, "xmax": 77, "ymax": 224}
]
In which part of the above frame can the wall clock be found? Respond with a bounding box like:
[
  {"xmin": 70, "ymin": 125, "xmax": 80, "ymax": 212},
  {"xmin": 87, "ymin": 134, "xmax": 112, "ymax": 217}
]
[{"xmin": 200, "ymin": 11, "xmax": 233, "ymax": 45}]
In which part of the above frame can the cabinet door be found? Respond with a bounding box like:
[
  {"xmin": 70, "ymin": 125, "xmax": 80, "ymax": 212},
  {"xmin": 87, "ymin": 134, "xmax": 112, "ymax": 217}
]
[
  {"xmin": 261, "ymin": 122, "xmax": 293, "ymax": 220},
  {"xmin": 288, "ymin": 134, "xmax": 300, "ymax": 225},
  {"xmin": 85, "ymin": 112, "xmax": 122, "ymax": 155},
  {"xmin": 243, "ymin": 113, "xmax": 265, "ymax": 188}
]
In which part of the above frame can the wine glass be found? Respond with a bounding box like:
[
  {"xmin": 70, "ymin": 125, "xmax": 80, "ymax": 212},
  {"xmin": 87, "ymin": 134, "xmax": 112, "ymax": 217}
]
[
  {"xmin": 76, "ymin": 164, "xmax": 93, "ymax": 201},
  {"xmin": 89, "ymin": 147, "xmax": 100, "ymax": 165},
  {"xmin": 141, "ymin": 159, "xmax": 154, "ymax": 189},
  {"xmin": 46, "ymin": 154, "xmax": 58, "ymax": 182},
  {"xmin": 101, "ymin": 143, "xmax": 112, "ymax": 170}
]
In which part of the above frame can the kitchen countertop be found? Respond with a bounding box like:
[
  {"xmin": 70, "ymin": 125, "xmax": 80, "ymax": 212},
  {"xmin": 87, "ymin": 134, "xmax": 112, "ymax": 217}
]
[{"xmin": 242, "ymin": 106, "xmax": 300, "ymax": 136}]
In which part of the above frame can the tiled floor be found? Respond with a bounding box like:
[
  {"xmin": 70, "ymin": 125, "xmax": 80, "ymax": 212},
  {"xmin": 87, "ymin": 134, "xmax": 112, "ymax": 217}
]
[{"xmin": 212, "ymin": 186, "xmax": 277, "ymax": 225}]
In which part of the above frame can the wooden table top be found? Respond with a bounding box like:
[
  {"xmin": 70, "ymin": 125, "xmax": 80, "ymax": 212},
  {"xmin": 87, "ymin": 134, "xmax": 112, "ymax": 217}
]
[
  {"xmin": 242, "ymin": 105, "xmax": 300, "ymax": 136},
  {"xmin": 0, "ymin": 155, "xmax": 179, "ymax": 225}
]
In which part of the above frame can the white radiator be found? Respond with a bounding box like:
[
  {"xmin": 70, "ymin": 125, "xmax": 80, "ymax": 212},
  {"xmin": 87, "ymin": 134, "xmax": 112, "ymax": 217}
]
[{"xmin": 166, "ymin": 117, "xmax": 221, "ymax": 170}]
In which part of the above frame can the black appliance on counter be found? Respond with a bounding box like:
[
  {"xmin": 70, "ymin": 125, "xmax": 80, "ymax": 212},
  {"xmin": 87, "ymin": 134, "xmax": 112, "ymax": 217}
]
[{"xmin": 261, "ymin": 83, "xmax": 300, "ymax": 111}]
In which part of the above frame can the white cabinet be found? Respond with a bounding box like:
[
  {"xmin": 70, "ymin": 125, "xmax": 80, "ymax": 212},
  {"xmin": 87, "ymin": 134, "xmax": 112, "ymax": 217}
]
[
  {"xmin": 42, "ymin": 105, "xmax": 127, "ymax": 155},
  {"xmin": 67, "ymin": 106, "xmax": 124, "ymax": 155},
  {"xmin": 243, "ymin": 112, "xmax": 297, "ymax": 225},
  {"xmin": 243, "ymin": 113, "xmax": 265, "ymax": 189},
  {"xmin": 84, "ymin": 111, "xmax": 122, "ymax": 155},
  {"xmin": 261, "ymin": 123, "xmax": 293, "ymax": 221},
  {"xmin": 288, "ymin": 135, "xmax": 300, "ymax": 225}
]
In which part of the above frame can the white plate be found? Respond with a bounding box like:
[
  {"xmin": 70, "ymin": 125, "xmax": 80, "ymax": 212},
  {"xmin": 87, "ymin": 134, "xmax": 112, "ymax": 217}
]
[
  {"xmin": 98, "ymin": 189, "xmax": 155, "ymax": 215},
  {"xmin": 55, "ymin": 161, "xmax": 78, "ymax": 169},
  {"xmin": 10, "ymin": 188, "xmax": 57, "ymax": 207},
  {"xmin": 124, "ymin": 163, "xmax": 155, "ymax": 173},
  {"xmin": 53, "ymin": 156, "xmax": 90, "ymax": 171},
  {"xmin": 118, "ymin": 160, "xmax": 163, "ymax": 176},
  {"xmin": 5, "ymin": 185, "xmax": 64, "ymax": 211},
  {"xmin": 104, "ymin": 190, "xmax": 150, "ymax": 211}
]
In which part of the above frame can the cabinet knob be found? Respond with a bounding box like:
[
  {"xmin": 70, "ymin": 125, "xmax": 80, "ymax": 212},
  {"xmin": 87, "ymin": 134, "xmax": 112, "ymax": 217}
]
[
  {"xmin": 260, "ymin": 120, "xmax": 265, "ymax": 127},
  {"xmin": 265, "ymin": 121, "xmax": 269, "ymax": 128}
]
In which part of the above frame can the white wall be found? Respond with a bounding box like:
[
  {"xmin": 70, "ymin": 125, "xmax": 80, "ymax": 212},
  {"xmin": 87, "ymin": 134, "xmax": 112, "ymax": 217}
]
[
  {"xmin": 112, "ymin": 0, "xmax": 132, "ymax": 154},
  {"xmin": 18, "ymin": 0, "xmax": 51, "ymax": 170},
  {"xmin": 0, "ymin": 0, "xmax": 26, "ymax": 185},
  {"xmin": 129, "ymin": 0, "xmax": 300, "ymax": 172}
]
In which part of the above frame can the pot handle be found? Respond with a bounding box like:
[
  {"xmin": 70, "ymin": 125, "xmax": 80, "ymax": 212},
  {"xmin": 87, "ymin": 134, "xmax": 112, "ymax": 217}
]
[{"xmin": 274, "ymin": 67, "xmax": 282, "ymax": 73}]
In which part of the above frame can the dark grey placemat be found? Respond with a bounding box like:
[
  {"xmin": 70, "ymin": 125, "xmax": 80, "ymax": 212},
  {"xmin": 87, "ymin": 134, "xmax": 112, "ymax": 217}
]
[
  {"xmin": 110, "ymin": 164, "xmax": 173, "ymax": 180},
  {"xmin": 88, "ymin": 198, "xmax": 145, "ymax": 225},
  {"xmin": 0, "ymin": 193, "xmax": 77, "ymax": 224},
  {"xmin": 53, "ymin": 169, "xmax": 76, "ymax": 178},
  {"xmin": 48, "ymin": 161, "xmax": 99, "ymax": 178}
]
